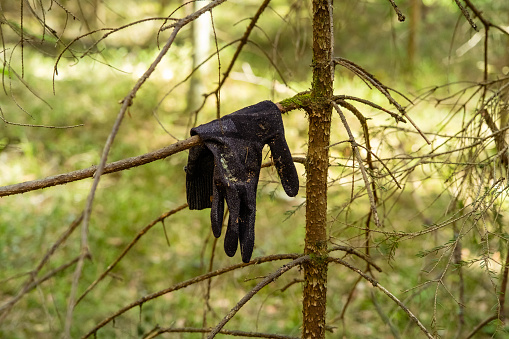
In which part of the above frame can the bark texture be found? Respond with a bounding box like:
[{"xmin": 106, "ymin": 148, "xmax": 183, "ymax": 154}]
[{"xmin": 302, "ymin": 0, "xmax": 333, "ymax": 338}]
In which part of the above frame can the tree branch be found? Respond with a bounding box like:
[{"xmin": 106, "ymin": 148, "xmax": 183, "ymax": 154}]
[
  {"xmin": 143, "ymin": 327, "xmax": 299, "ymax": 339},
  {"xmin": 82, "ymin": 253, "xmax": 302, "ymax": 338},
  {"xmin": 75, "ymin": 204, "xmax": 188, "ymax": 305},
  {"xmin": 331, "ymin": 101, "xmax": 381, "ymax": 227},
  {"xmin": 0, "ymin": 213, "xmax": 83, "ymax": 320},
  {"xmin": 207, "ymin": 255, "xmax": 309, "ymax": 338},
  {"xmin": 0, "ymin": 135, "xmax": 304, "ymax": 198},
  {"xmin": 0, "ymin": 136, "xmax": 201, "ymax": 197},
  {"xmin": 329, "ymin": 257, "xmax": 434, "ymax": 339}
]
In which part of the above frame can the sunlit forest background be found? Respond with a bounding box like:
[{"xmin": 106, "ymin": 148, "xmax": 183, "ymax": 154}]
[{"xmin": 1, "ymin": 0, "xmax": 509, "ymax": 338}]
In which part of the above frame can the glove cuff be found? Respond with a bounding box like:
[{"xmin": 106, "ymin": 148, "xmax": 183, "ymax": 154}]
[
  {"xmin": 185, "ymin": 144, "xmax": 214, "ymax": 210},
  {"xmin": 186, "ymin": 173, "xmax": 213, "ymax": 210}
]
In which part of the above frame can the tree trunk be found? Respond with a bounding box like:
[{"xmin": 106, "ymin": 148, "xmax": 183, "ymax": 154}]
[{"xmin": 302, "ymin": 0, "xmax": 333, "ymax": 338}]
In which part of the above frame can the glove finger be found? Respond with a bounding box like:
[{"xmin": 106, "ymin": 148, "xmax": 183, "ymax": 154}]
[
  {"xmin": 269, "ymin": 137, "xmax": 299, "ymax": 197},
  {"xmin": 211, "ymin": 182, "xmax": 225, "ymax": 238},
  {"xmin": 239, "ymin": 188, "xmax": 256, "ymax": 263},
  {"xmin": 224, "ymin": 187, "xmax": 240, "ymax": 257}
]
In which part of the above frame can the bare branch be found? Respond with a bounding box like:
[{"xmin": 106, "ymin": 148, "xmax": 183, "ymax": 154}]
[
  {"xmin": 331, "ymin": 101, "xmax": 381, "ymax": 227},
  {"xmin": 328, "ymin": 245, "xmax": 382, "ymax": 272},
  {"xmin": 75, "ymin": 204, "xmax": 188, "ymax": 305},
  {"xmin": 143, "ymin": 327, "xmax": 299, "ymax": 339},
  {"xmin": 453, "ymin": 0, "xmax": 478, "ymax": 31},
  {"xmin": 188, "ymin": 0, "xmax": 273, "ymax": 119},
  {"xmin": 208, "ymin": 255, "xmax": 309, "ymax": 338},
  {"xmin": 0, "ymin": 136, "xmax": 201, "ymax": 197},
  {"xmin": 0, "ymin": 106, "xmax": 83, "ymax": 129},
  {"xmin": 334, "ymin": 57, "xmax": 430, "ymax": 144},
  {"xmin": 385, "ymin": 0, "xmax": 406, "ymax": 22},
  {"xmin": 0, "ymin": 213, "xmax": 83, "ymax": 320},
  {"xmin": 329, "ymin": 257, "xmax": 433, "ymax": 339},
  {"xmin": 81, "ymin": 253, "xmax": 302, "ymax": 338},
  {"xmin": 0, "ymin": 256, "xmax": 80, "ymax": 321},
  {"xmin": 0, "ymin": 135, "xmax": 304, "ymax": 198},
  {"xmin": 333, "ymin": 95, "xmax": 406, "ymax": 123}
]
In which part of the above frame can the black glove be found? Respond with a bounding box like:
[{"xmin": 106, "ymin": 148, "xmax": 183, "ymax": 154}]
[{"xmin": 185, "ymin": 100, "xmax": 299, "ymax": 263}]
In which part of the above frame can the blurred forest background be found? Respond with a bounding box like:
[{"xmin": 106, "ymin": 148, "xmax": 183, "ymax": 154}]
[{"xmin": 0, "ymin": 0, "xmax": 508, "ymax": 338}]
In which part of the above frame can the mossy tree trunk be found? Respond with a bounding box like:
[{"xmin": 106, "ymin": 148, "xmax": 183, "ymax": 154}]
[{"xmin": 302, "ymin": 0, "xmax": 333, "ymax": 338}]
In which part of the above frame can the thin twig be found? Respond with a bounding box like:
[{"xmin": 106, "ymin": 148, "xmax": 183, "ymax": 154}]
[
  {"xmin": 20, "ymin": 0, "xmax": 23, "ymax": 78},
  {"xmin": 75, "ymin": 204, "xmax": 188, "ymax": 305},
  {"xmin": 331, "ymin": 101, "xmax": 381, "ymax": 227},
  {"xmin": 207, "ymin": 255, "xmax": 309, "ymax": 338},
  {"xmin": 215, "ymin": 0, "xmax": 271, "ymax": 93},
  {"xmin": 0, "ymin": 106, "xmax": 83, "ymax": 129},
  {"xmin": 452, "ymin": 222, "xmax": 465, "ymax": 339},
  {"xmin": 467, "ymin": 229, "xmax": 509, "ymax": 338},
  {"xmin": 0, "ymin": 256, "xmax": 80, "ymax": 321},
  {"xmin": 329, "ymin": 257, "xmax": 434, "ymax": 339},
  {"xmin": 334, "ymin": 98, "xmax": 401, "ymax": 190},
  {"xmin": 334, "ymin": 95, "xmax": 406, "ymax": 123},
  {"xmin": 0, "ymin": 136, "xmax": 200, "ymax": 197},
  {"xmin": 454, "ymin": 0, "xmax": 478, "ymax": 30},
  {"xmin": 189, "ymin": 0, "xmax": 272, "ymax": 118},
  {"xmin": 328, "ymin": 245, "xmax": 382, "ymax": 272},
  {"xmin": 81, "ymin": 253, "xmax": 301, "ymax": 338},
  {"xmin": 0, "ymin": 213, "xmax": 83, "ymax": 320},
  {"xmin": 337, "ymin": 275, "xmax": 362, "ymax": 323},
  {"xmin": 201, "ymin": 235, "xmax": 219, "ymax": 336},
  {"xmin": 53, "ymin": 17, "xmax": 176, "ymax": 88},
  {"xmin": 371, "ymin": 291, "xmax": 401, "ymax": 339},
  {"xmin": 385, "ymin": 0, "xmax": 406, "ymax": 22},
  {"xmin": 334, "ymin": 57, "xmax": 430, "ymax": 144},
  {"xmin": 465, "ymin": 315, "xmax": 498, "ymax": 339},
  {"xmin": 355, "ymin": 143, "xmax": 402, "ymax": 189},
  {"xmin": 144, "ymin": 327, "xmax": 299, "ymax": 339}
]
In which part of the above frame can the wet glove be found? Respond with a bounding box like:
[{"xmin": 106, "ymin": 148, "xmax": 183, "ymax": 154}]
[{"xmin": 185, "ymin": 100, "xmax": 299, "ymax": 263}]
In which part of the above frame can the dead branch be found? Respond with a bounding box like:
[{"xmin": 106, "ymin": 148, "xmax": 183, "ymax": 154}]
[
  {"xmin": 0, "ymin": 136, "xmax": 201, "ymax": 197},
  {"xmin": 0, "ymin": 256, "xmax": 80, "ymax": 321},
  {"xmin": 328, "ymin": 245, "xmax": 382, "ymax": 272},
  {"xmin": 333, "ymin": 57, "xmax": 430, "ymax": 144},
  {"xmin": 371, "ymin": 291, "xmax": 401, "ymax": 339},
  {"xmin": 356, "ymin": 177, "xmax": 507, "ymax": 240},
  {"xmin": 328, "ymin": 257, "xmax": 434, "ymax": 339},
  {"xmin": 466, "ymin": 212, "xmax": 509, "ymax": 338},
  {"xmin": 0, "ymin": 135, "xmax": 303, "ymax": 198},
  {"xmin": 0, "ymin": 113, "xmax": 83, "ymax": 128},
  {"xmin": 385, "ymin": 0, "xmax": 405, "ymax": 22},
  {"xmin": 192, "ymin": 0, "xmax": 273, "ymax": 119},
  {"xmin": 355, "ymin": 143, "xmax": 402, "ymax": 189},
  {"xmin": 81, "ymin": 253, "xmax": 302, "ymax": 338},
  {"xmin": 452, "ymin": 0, "xmax": 478, "ymax": 31},
  {"xmin": 207, "ymin": 255, "xmax": 309, "ymax": 338},
  {"xmin": 332, "ymin": 101, "xmax": 381, "ymax": 227},
  {"xmin": 143, "ymin": 326, "xmax": 299, "ymax": 339},
  {"xmin": 75, "ymin": 204, "xmax": 188, "ymax": 305},
  {"xmin": 333, "ymin": 95, "xmax": 406, "ymax": 123},
  {"xmin": 0, "ymin": 213, "xmax": 83, "ymax": 319}
]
